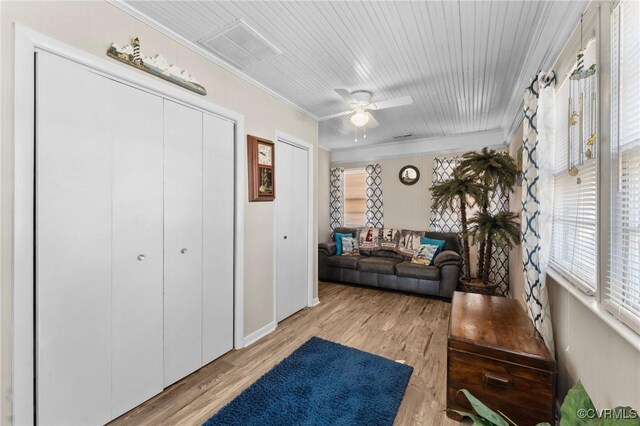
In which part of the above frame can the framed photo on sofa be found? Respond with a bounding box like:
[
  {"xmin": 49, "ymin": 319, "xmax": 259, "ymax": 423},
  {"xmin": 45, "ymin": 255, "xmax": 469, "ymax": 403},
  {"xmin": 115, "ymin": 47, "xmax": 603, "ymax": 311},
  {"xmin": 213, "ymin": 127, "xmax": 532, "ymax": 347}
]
[{"xmin": 248, "ymin": 135, "xmax": 275, "ymax": 202}]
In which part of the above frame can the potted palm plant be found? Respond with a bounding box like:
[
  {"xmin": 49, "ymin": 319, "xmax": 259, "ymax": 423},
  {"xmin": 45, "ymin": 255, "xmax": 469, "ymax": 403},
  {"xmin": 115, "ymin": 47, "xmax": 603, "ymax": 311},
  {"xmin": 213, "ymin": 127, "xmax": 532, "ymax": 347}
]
[
  {"xmin": 430, "ymin": 148, "xmax": 519, "ymax": 295},
  {"xmin": 468, "ymin": 211, "xmax": 520, "ymax": 292},
  {"xmin": 430, "ymin": 170, "xmax": 485, "ymax": 280},
  {"xmin": 456, "ymin": 148, "xmax": 518, "ymax": 281}
]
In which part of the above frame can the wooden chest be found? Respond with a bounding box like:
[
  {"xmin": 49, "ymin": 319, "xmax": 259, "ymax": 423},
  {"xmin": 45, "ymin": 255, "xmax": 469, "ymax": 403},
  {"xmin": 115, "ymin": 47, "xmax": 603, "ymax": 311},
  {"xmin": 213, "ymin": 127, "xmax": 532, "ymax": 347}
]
[{"xmin": 447, "ymin": 291, "xmax": 556, "ymax": 426}]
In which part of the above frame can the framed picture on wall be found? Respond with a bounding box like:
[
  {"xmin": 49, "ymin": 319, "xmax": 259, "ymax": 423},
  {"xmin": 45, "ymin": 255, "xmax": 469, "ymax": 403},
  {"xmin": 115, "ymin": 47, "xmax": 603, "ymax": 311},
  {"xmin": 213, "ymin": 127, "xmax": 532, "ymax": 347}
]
[{"xmin": 248, "ymin": 135, "xmax": 275, "ymax": 201}]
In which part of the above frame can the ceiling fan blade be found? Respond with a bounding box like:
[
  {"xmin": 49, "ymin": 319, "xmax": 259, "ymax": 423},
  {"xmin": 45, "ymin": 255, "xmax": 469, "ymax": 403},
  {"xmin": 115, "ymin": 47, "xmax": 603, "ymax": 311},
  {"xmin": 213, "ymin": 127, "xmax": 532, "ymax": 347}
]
[
  {"xmin": 366, "ymin": 112, "xmax": 379, "ymax": 129},
  {"xmin": 335, "ymin": 88, "xmax": 356, "ymax": 104},
  {"xmin": 368, "ymin": 95, "xmax": 413, "ymax": 111},
  {"xmin": 318, "ymin": 110, "xmax": 352, "ymax": 121}
]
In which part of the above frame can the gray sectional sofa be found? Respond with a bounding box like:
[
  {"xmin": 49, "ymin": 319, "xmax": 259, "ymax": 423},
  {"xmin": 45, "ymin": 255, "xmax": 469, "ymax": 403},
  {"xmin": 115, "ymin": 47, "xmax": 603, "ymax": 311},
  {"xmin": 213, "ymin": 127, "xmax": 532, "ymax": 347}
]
[{"xmin": 318, "ymin": 227, "xmax": 463, "ymax": 299}]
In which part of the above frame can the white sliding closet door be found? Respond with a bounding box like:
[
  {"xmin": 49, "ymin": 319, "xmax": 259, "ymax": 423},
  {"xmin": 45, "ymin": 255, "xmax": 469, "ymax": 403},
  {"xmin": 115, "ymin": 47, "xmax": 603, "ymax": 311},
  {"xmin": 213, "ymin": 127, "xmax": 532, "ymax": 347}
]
[
  {"xmin": 111, "ymin": 83, "xmax": 164, "ymax": 417},
  {"xmin": 276, "ymin": 142, "xmax": 309, "ymax": 322},
  {"xmin": 163, "ymin": 100, "xmax": 204, "ymax": 386},
  {"xmin": 36, "ymin": 53, "xmax": 113, "ymax": 425},
  {"xmin": 202, "ymin": 113, "xmax": 234, "ymax": 364}
]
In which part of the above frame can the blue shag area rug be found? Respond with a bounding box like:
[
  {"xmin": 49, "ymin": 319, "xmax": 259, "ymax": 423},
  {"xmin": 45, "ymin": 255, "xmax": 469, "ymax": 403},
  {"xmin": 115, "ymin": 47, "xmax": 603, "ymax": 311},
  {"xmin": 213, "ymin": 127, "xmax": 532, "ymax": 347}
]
[{"xmin": 203, "ymin": 337, "xmax": 413, "ymax": 426}]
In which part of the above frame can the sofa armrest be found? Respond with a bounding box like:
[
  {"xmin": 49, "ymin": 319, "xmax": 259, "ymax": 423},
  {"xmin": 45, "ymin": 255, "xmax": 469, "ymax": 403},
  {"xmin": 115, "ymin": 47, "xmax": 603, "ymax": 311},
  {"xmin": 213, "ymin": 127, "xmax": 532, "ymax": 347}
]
[
  {"xmin": 434, "ymin": 250, "xmax": 462, "ymax": 268},
  {"xmin": 318, "ymin": 242, "xmax": 337, "ymax": 256}
]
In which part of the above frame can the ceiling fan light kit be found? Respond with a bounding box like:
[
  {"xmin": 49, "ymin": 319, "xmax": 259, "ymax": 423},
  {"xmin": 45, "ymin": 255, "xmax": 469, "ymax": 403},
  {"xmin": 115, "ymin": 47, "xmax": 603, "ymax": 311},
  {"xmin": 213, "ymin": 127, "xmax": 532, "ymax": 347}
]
[
  {"xmin": 350, "ymin": 110, "xmax": 370, "ymax": 127},
  {"xmin": 319, "ymin": 89, "xmax": 413, "ymax": 142}
]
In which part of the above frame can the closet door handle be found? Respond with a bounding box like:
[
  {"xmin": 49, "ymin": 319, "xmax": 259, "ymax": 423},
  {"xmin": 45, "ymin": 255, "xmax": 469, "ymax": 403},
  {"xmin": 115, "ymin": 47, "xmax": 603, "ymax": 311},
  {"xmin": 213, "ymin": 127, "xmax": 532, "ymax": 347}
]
[
  {"xmin": 137, "ymin": 254, "xmax": 146, "ymax": 261},
  {"xmin": 284, "ymin": 236, "xmax": 288, "ymax": 240},
  {"xmin": 181, "ymin": 248, "xmax": 188, "ymax": 254}
]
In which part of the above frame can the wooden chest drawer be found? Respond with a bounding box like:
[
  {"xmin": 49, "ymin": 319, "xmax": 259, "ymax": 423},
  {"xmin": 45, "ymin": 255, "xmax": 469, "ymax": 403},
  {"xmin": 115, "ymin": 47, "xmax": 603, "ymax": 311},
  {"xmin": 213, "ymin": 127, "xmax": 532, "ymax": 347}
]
[
  {"xmin": 446, "ymin": 292, "xmax": 556, "ymax": 426},
  {"xmin": 447, "ymin": 348, "xmax": 555, "ymax": 426}
]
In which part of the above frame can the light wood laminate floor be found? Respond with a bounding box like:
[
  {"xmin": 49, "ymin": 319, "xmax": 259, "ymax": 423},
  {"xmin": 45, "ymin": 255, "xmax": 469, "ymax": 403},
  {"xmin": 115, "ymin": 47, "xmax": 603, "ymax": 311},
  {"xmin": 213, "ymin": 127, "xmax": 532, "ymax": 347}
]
[{"xmin": 110, "ymin": 282, "xmax": 458, "ymax": 426}]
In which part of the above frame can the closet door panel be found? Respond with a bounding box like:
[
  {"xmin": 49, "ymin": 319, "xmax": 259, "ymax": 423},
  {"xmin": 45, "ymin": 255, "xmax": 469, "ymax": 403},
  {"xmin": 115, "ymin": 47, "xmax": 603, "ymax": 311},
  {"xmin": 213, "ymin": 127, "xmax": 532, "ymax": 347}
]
[
  {"xmin": 36, "ymin": 52, "xmax": 113, "ymax": 425},
  {"xmin": 163, "ymin": 100, "xmax": 204, "ymax": 386},
  {"xmin": 202, "ymin": 114, "xmax": 234, "ymax": 363},
  {"xmin": 290, "ymin": 145, "xmax": 309, "ymax": 313},
  {"xmin": 111, "ymin": 82, "xmax": 164, "ymax": 416},
  {"xmin": 276, "ymin": 143, "xmax": 294, "ymax": 322}
]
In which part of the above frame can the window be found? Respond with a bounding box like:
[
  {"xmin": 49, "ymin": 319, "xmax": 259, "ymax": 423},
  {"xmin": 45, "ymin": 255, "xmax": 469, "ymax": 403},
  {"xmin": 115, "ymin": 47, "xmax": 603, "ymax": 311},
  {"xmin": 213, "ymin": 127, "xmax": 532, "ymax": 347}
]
[
  {"xmin": 550, "ymin": 42, "xmax": 598, "ymax": 292},
  {"xmin": 606, "ymin": 0, "xmax": 640, "ymax": 333},
  {"xmin": 343, "ymin": 169, "xmax": 367, "ymax": 227}
]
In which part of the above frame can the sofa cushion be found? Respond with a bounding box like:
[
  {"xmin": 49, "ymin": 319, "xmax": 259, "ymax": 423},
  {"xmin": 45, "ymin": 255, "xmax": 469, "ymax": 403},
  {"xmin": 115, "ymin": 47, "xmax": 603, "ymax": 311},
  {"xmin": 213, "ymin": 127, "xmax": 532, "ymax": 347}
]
[
  {"xmin": 396, "ymin": 261, "xmax": 440, "ymax": 281},
  {"xmin": 357, "ymin": 227, "xmax": 380, "ymax": 251},
  {"xmin": 411, "ymin": 244, "xmax": 439, "ymax": 265},
  {"xmin": 341, "ymin": 236, "xmax": 360, "ymax": 256},
  {"xmin": 398, "ymin": 229, "xmax": 425, "ymax": 257},
  {"xmin": 376, "ymin": 228, "xmax": 401, "ymax": 252},
  {"xmin": 325, "ymin": 255, "xmax": 359, "ymax": 270},
  {"xmin": 369, "ymin": 250, "xmax": 404, "ymax": 260},
  {"xmin": 334, "ymin": 232, "xmax": 353, "ymax": 256},
  {"xmin": 357, "ymin": 257, "xmax": 402, "ymax": 275}
]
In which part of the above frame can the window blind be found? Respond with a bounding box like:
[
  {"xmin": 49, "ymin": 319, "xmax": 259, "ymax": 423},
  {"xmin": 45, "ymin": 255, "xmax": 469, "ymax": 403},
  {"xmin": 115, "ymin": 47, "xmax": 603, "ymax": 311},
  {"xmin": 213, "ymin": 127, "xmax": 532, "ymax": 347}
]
[
  {"xmin": 606, "ymin": 0, "xmax": 640, "ymax": 333},
  {"xmin": 550, "ymin": 44, "xmax": 598, "ymax": 292}
]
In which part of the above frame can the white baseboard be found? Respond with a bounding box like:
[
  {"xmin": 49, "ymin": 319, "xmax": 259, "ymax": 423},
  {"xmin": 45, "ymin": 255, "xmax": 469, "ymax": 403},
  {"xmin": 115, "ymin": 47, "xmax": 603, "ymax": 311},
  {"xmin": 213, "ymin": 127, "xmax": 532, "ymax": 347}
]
[
  {"xmin": 243, "ymin": 321, "xmax": 276, "ymax": 347},
  {"xmin": 310, "ymin": 297, "xmax": 320, "ymax": 307}
]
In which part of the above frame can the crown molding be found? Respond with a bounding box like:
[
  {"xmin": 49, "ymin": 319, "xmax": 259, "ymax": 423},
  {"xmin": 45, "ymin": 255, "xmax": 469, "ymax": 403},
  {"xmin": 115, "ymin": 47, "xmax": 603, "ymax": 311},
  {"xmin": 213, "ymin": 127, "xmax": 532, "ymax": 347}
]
[
  {"xmin": 106, "ymin": 0, "xmax": 318, "ymax": 121},
  {"xmin": 331, "ymin": 129, "xmax": 504, "ymax": 164}
]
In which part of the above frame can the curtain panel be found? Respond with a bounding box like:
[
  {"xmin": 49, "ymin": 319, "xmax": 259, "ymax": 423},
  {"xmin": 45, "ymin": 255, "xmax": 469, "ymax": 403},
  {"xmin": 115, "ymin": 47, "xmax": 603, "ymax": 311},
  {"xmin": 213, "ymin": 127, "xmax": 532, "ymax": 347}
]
[
  {"xmin": 329, "ymin": 167, "xmax": 344, "ymax": 232},
  {"xmin": 365, "ymin": 164, "xmax": 384, "ymax": 228},
  {"xmin": 522, "ymin": 71, "xmax": 556, "ymax": 354}
]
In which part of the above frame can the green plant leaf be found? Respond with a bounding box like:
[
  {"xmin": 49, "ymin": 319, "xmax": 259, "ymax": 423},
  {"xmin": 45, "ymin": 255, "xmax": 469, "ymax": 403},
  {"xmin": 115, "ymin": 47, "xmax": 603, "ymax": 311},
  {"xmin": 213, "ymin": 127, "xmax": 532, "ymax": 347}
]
[
  {"xmin": 459, "ymin": 389, "xmax": 510, "ymax": 426},
  {"xmin": 560, "ymin": 380, "xmax": 597, "ymax": 426},
  {"xmin": 536, "ymin": 423, "xmax": 553, "ymax": 426},
  {"xmin": 602, "ymin": 406, "xmax": 640, "ymax": 426},
  {"xmin": 448, "ymin": 409, "xmax": 494, "ymax": 426}
]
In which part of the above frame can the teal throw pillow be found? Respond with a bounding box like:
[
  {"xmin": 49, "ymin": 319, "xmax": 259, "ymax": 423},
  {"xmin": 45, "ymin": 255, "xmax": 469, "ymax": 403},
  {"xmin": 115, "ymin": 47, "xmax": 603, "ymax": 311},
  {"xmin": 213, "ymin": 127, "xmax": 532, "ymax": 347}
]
[
  {"xmin": 334, "ymin": 232, "xmax": 353, "ymax": 256},
  {"xmin": 421, "ymin": 237, "xmax": 446, "ymax": 256}
]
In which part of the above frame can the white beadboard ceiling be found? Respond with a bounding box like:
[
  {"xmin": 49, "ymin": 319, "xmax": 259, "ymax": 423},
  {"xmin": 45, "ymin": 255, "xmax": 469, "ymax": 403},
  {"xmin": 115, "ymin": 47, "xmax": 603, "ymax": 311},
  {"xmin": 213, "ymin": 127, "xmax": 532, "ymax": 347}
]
[{"xmin": 121, "ymin": 0, "xmax": 588, "ymax": 150}]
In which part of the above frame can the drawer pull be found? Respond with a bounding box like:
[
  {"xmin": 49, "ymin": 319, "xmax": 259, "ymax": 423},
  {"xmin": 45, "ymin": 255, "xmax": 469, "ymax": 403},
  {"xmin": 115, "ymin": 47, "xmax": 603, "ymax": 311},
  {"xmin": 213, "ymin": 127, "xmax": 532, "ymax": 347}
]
[{"xmin": 483, "ymin": 372, "xmax": 511, "ymax": 388}]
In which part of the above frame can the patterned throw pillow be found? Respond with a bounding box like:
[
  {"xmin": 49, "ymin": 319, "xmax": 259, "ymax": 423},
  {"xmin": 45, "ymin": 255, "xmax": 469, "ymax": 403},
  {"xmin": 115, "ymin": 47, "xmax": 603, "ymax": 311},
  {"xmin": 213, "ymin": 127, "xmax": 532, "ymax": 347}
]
[
  {"xmin": 377, "ymin": 228, "xmax": 401, "ymax": 252},
  {"xmin": 421, "ymin": 236, "xmax": 446, "ymax": 256},
  {"xmin": 334, "ymin": 232, "xmax": 353, "ymax": 256},
  {"xmin": 357, "ymin": 227, "xmax": 379, "ymax": 251},
  {"xmin": 398, "ymin": 230, "xmax": 425, "ymax": 257},
  {"xmin": 341, "ymin": 237, "xmax": 360, "ymax": 256},
  {"xmin": 411, "ymin": 244, "xmax": 439, "ymax": 265}
]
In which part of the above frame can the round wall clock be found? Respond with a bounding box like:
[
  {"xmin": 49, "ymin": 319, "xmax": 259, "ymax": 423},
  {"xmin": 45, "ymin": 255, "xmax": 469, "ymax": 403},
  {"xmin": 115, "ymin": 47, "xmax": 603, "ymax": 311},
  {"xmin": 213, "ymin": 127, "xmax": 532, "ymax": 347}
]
[{"xmin": 399, "ymin": 165, "xmax": 420, "ymax": 186}]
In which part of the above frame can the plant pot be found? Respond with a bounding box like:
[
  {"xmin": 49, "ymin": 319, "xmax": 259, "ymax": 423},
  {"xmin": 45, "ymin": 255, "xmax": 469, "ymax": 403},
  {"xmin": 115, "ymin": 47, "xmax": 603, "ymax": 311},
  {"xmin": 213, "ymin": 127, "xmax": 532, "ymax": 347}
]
[{"xmin": 459, "ymin": 278, "xmax": 499, "ymax": 296}]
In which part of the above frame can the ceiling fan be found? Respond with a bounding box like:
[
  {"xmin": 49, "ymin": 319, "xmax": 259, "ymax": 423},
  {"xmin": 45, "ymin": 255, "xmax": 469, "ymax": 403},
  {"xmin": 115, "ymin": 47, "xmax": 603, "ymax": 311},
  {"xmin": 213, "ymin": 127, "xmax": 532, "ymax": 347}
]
[{"xmin": 318, "ymin": 89, "xmax": 413, "ymax": 128}]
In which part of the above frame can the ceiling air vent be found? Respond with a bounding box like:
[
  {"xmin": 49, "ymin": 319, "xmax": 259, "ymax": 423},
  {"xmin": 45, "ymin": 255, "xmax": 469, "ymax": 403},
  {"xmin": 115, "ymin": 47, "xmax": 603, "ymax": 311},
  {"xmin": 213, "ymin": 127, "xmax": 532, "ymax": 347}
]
[
  {"xmin": 393, "ymin": 134, "xmax": 414, "ymax": 139},
  {"xmin": 199, "ymin": 20, "xmax": 282, "ymax": 69}
]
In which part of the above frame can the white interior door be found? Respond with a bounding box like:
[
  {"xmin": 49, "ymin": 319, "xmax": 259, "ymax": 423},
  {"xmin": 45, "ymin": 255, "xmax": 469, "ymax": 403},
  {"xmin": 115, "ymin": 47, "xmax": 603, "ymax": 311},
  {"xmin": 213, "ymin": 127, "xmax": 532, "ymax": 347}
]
[
  {"xmin": 36, "ymin": 52, "xmax": 113, "ymax": 425},
  {"xmin": 276, "ymin": 141, "xmax": 309, "ymax": 322},
  {"xmin": 111, "ymin": 82, "xmax": 164, "ymax": 417},
  {"xmin": 202, "ymin": 113, "xmax": 235, "ymax": 364},
  {"xmin": 163, "ymin": 100, "xmax": 204, "ymax": 386}
]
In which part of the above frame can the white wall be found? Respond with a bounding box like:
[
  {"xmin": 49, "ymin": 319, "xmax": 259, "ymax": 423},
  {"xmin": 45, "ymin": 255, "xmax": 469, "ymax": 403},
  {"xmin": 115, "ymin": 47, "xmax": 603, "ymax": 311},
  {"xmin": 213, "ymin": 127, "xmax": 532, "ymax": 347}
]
[
  {"xmin": 549, "ymin": 278, "xmax": 640, "ymax": 408},
  {"xmin": 0, "ymin": 1, "xmax": 318, "ymax": 422}
]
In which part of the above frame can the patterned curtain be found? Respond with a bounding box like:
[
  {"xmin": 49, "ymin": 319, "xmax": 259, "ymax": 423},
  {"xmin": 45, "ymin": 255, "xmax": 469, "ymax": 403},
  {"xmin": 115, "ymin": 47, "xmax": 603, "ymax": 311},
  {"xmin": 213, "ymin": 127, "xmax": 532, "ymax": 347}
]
[
  {"xmin": 522, "ymin": 71, "xmax": 556, "ymax": 354},
  {"xmin": 429, "ymin": 157, "xmax": 461, "ymax": 232},
  {"xmin": 365, "ymin": 164, "xmax": 384, "ymax": 227},
  {"xmin": 487, "ymin": 190, "xmax": 510, "ymax": 296},
  {"xmin": 429, "ymin": 157, "xmax": 509, "ymax": 295},
  {"xmin": 329, "ymin": 167, "xmax": 344, "ymax": 232}
]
